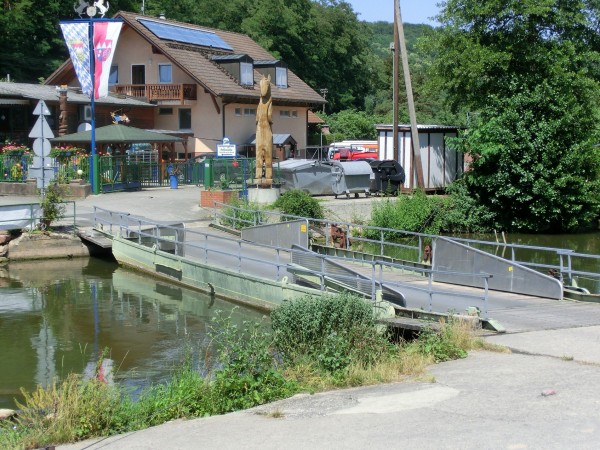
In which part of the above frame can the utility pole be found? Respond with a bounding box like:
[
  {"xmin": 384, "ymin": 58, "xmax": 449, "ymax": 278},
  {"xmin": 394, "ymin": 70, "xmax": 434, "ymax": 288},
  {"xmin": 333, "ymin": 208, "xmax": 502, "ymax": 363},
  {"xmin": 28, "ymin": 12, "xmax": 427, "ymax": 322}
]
[
  {"xmin": 395, "ymin": 0, "xmax": 424, "ymax": 188},
  {"xmin": 319, "ymin": 88, "xmax": 328, "ymax": 114},
  {"xmin": 392, "ymin": 13, "xmax": 399, "ymax": 163}
]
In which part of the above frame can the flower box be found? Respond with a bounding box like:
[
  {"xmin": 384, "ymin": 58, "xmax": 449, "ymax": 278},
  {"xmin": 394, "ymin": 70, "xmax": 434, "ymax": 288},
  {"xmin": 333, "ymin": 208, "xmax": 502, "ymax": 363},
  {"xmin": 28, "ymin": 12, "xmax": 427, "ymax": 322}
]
[{"xmin": 200, "ymin": 189, "xmax": 237, "ymax": 208}]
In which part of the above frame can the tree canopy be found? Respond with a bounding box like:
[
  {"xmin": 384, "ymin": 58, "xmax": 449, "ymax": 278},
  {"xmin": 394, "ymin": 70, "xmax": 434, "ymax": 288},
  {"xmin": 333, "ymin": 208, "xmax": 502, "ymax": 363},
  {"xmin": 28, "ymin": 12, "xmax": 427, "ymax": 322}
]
[{"xmin": 425, "ymin": 0, "xmax": 600, "ymax": 232}]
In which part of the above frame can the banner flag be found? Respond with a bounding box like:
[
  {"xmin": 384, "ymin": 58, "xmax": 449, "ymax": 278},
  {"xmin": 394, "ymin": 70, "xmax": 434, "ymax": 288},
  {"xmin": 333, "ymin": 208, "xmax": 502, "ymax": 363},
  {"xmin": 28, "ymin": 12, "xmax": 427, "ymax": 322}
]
[
  {"xmin": 60, "ymin": 22, "xmax": 92, "ymax": 98},
  {"xmin": 93, "ymin": 21, "xmax": 122, "ymax": 99}
]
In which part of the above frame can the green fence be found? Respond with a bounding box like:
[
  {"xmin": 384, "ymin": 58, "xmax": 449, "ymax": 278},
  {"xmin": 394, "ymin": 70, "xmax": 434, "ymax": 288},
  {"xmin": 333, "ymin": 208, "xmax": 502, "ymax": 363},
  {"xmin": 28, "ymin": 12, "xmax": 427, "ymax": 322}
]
[{"xmin": 2, "ymin": 153, "xmax": 281, "ymax": 192}]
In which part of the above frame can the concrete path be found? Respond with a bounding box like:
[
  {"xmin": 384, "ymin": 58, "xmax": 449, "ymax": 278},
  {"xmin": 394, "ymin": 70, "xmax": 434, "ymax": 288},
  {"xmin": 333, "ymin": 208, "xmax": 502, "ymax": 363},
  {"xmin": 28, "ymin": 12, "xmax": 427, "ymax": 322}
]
[{"xmin": 58, "ymin": 349, "xmax": 600, "ymax": 450}]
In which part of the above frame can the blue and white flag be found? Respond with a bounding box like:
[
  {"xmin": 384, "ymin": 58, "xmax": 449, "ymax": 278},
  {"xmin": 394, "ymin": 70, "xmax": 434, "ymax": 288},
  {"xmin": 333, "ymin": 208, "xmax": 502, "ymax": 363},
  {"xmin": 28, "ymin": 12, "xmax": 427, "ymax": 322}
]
[{"xmin": 60, "ymin": 22, "xmax": 92, "ymax": 98}]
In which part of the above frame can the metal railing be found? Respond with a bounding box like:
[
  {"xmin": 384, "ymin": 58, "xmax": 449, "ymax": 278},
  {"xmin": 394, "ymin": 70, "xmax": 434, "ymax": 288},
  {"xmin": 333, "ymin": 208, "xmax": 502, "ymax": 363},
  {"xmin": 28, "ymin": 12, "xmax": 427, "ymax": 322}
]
[
  {"xmin": 210, "ymin": 204, "xmax": 600, "ymax": 293},
  {"xmin": 0, "ymin": 201, "xmax": 77, "ymax": 233},
  {"xmin": 93, "ymin": 207, "xmax": 498, "ymax": 317}
]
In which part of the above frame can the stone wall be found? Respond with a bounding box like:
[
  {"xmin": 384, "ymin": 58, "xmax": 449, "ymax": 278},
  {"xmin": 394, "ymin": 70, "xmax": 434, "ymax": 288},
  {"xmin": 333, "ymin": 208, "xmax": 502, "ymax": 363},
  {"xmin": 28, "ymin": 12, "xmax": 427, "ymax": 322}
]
[{"xmin": 0, "ymin": 180, "xmax": 91, "ymax": 198}]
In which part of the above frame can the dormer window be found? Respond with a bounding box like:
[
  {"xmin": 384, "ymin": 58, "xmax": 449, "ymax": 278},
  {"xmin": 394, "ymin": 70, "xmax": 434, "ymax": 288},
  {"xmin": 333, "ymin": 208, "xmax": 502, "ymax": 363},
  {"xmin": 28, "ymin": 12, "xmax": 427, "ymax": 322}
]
[
  {"xmin": 275, "ymin": 67, "xmax": 288, "ymax": 88},
  {"xmin": 210, "ymin": 54, "xmax": 254, "ymax": 87},
  {"xmin": 240, "ymin": 62, "xmax": 253, "ymax": 86},
  {"xmin": 255, "ymin": 60, "xmax": 288, "ymax": 88}
]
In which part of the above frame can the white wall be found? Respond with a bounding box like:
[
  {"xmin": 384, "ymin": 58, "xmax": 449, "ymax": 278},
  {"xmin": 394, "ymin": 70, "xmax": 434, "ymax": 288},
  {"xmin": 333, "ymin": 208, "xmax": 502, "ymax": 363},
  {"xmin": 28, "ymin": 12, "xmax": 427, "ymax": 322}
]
[{"xmin": 378, "ymin": 129, "xmax": 460, "ymax": 189}]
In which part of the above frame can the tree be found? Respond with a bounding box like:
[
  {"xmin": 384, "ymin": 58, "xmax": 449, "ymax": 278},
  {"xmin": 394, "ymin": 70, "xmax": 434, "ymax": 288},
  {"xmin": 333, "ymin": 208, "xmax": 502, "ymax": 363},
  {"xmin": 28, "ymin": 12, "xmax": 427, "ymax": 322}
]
[
  {"xmin": 426, "ymin": 0, "xmax": 600, "ymax": 232},
  {"xmin": 0, "ymin": 0, "xmax": 142, "ymax": 82}
]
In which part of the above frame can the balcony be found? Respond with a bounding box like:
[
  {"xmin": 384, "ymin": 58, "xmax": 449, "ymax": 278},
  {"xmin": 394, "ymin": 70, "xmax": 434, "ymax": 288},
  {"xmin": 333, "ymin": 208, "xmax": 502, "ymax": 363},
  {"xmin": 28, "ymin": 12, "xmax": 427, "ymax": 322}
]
[{"xmin": 114, "ymin": 84, "xmax": 197, "ymax": 103}]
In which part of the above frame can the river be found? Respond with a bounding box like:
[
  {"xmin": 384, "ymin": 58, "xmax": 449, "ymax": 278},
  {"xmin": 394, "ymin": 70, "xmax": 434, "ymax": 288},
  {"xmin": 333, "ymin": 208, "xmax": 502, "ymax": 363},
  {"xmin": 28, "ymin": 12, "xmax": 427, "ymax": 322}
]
[{"xmin": 0, "ymin": 257, "xmax": 265, "ymax": 409}]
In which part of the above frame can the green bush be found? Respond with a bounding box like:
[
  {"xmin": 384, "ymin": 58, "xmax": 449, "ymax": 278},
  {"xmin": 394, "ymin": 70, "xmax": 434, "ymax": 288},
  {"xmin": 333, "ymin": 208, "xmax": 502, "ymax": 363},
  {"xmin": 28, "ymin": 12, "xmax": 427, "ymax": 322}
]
[
  {"xmin": 220, "ymin": 197, "xmax": 264, "ymax": 230},
  {"xmin": 40, "ymin": 181, "xmax": 69, "ymax": 229},
  {"xmin": 271, "ymin": 293, "xmax": 390, "ymax": 373},
  {"xmin": 367, "ymin": 190, "xmax": 448, "ymax": 239},
  {"xmin": 207, "ymin": 312, "xmax": 296, "ymax": 413},
  {"xmin": 273, "ymin": 190, "xmax": 324, "ymax": 220}
]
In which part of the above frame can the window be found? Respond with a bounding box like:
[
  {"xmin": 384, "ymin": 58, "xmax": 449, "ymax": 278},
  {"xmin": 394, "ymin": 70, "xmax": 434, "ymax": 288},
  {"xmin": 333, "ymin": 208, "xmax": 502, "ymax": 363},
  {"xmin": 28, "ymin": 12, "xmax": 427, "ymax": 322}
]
[
  {"xmin": 291, "ymin": 110, "xmax": 298, "ymax": 118},
  {"xmin": 179, "ymin": 108, "xmax": 191, "ymax": 129},
  {"xmin": 279, "ymin": 110, "xmax": 291, "ymax": 118},
  {"xmin": 109, "ymin": 66, "xmax": 118, "ymax": 85},
  {"xmin": 158, "ymin": 64, "xmax": 172, "ymax": 83},
  {"xmin": 275, "ymin": 67, "xmax": 287, "ymax": 88},
  {"xmin": 240, "ymin": 62, "xmax": 253, "ymax": 86},
  {"xmin": 235, "ymin": 108, "xmax": 242, "ymax": 116},
  {"xmin": 244, "ymin": 108, "xmax": 256, "ymax": 116},
  {"xmin": 159, "ymin": 107, "xmax": 173, "ymax": 115}
]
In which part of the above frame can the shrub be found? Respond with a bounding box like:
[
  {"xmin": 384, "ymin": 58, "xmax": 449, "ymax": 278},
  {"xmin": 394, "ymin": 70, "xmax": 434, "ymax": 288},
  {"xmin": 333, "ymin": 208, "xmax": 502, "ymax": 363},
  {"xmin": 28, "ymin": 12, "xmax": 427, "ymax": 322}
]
[
  {"xmin": 273, "ymin": 190, "xmax": 324, "ymax": 220},
  {"xmin": 220, "ymin": 197, "xmax": 264, "ymax": 229},
  {"xmin": 271, "ymin": 293, "xmax": 391, "ymax": 373},
  {"xmin": 367, "ymin": 190, "xmax": 448, "ymax": 239},
  {"xmin": 40, "ymin": 181, "xmax": 69, "ymax": 229},
  {"xmin": 207, "ymin": 311, "xmax": 296, "ymax": 413}
]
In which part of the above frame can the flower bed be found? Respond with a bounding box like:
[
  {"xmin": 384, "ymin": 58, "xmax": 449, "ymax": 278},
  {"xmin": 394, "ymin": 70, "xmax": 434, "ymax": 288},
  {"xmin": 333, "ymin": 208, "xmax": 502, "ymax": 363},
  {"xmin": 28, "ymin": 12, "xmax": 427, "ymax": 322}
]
[
  {"xmin": 0, "ymin": 144, "xmax": 30, "ymax": 157},
  {"xmin": 50, "ymin": 146, "xmax": 86, "ymax": 159}
]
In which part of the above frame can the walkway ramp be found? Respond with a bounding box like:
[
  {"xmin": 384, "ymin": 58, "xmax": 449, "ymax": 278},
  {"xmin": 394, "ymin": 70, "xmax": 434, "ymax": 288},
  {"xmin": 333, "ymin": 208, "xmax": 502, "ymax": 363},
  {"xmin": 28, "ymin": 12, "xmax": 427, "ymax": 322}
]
[{"xmin": 288, "ymin": 245, "xmax": 406, "ymax": 307}]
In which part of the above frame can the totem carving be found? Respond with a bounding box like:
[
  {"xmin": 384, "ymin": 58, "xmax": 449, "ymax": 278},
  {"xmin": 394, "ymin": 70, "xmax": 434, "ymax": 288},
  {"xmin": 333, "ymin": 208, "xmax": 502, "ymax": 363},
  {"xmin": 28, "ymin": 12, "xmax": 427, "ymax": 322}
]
[{"xmin": 255, "ymin": 75, "xmax": 273, "ymax": 186}]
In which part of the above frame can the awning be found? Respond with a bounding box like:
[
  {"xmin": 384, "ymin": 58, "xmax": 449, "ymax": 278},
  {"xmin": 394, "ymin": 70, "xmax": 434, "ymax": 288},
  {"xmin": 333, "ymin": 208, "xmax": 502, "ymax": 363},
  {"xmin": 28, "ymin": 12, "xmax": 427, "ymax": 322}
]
[
  {"xmin": 0, "ymin": 99, "xmax": 30, "ymax": 105},
  {"xmin": 51, "ymin": 124, "xmax": 183, "ymax": 144},
  {"xmin": 247, "ymin": 133, "xmax": 297, "ymax": 146}
]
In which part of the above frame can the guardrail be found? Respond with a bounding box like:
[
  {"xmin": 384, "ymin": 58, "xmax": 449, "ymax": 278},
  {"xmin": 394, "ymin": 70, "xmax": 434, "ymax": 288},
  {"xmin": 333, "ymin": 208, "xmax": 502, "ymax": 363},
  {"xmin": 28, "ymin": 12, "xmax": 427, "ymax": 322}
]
[
  {"xmin": 0, "ymin": 201, "xmax": 77, "ymax": 232},
  {"xmin": 93, "ymin": 206, "xmax": 497, "ymax": 317},
  {"xmin": 211, "ymin": 203, "xmax": 600, "ymax": 293}
]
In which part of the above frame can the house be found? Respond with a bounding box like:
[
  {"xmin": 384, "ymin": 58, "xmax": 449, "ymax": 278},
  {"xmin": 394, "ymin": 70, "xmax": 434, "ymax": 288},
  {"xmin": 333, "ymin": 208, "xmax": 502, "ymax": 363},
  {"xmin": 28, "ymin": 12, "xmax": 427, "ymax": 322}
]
[
  {"xmin": 45, "ymin": 11, "xmax": 326, "ymax": 160},
  {"xmin": 376, "ymin": 124, "xmax": 464, "ymax": 191}
]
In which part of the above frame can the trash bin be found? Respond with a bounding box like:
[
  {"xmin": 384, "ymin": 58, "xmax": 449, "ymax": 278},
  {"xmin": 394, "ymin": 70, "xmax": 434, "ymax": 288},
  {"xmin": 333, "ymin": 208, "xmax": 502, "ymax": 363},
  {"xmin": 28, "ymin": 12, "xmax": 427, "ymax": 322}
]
[
  {"xmin": 168, "ymin": 164, "xmax": 178, "ymax": 189},
  {"xmin": 369, "ymin": 160, "xmax": 405, "ymax": 194},
  {"xmin": 330, "ymin": 161, "xmax": 372, "ymax": 198}
]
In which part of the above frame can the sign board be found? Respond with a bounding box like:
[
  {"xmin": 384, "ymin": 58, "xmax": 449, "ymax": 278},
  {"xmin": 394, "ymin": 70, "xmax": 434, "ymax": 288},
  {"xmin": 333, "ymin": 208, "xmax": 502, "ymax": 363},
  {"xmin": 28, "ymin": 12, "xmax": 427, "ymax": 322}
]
[
  {"xmin": 32, "ymin": 138, "xmax": 51, "ymax": 157},
  {"xmin": 28, "ymin": 116, "xmax": 54, "ymax": 140},
  {"xmin": 217, "ymin": 144, "xmax": 237, "ymax": 158}
]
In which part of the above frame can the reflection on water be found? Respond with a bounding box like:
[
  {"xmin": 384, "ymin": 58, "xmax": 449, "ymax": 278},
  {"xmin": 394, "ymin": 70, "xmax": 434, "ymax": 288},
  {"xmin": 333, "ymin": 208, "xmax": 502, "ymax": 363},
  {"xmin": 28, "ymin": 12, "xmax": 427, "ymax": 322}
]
[{"xmin": 0, "ymin": 258, "xmax": 266, "ymax": 409}]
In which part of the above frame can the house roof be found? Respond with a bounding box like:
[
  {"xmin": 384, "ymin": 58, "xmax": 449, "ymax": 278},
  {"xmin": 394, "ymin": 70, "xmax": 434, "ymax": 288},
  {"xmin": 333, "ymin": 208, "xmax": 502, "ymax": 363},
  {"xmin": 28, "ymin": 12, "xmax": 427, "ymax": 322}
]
[
  {"xmin": 375, "ymin": 124, "xmax": 461, "ymax": 132},
  {"xmin": 308, "ymin": 110, "xmax": 324, "ymax": 124},
  {"xmin": 46, "ymin": 11, "xmax": 326, "ymax": 107},
  {"xmin": 248, "ymin": 133, "xmax": 297, "ymax": 146},
  {"xmin": 50, "ymin": 124, "xmax": 183, "ymax": 144},
  {"xmin": 0, "ymin": 82, "xmax": 153, "ymax": 107}
]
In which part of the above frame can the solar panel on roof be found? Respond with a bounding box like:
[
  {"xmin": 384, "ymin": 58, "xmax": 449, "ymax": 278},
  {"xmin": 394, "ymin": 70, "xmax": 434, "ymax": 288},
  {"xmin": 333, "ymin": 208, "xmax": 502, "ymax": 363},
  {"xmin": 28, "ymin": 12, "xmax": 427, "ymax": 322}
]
[{"xmin": 138, "ymin": 19, "xmax": 233, "ymax": 51}]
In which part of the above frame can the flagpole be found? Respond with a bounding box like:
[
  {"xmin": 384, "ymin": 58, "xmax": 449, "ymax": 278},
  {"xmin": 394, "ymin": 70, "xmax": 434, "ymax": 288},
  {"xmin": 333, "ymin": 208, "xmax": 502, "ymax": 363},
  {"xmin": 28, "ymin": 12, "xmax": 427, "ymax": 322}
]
[{"xmin": 89, "ymin": 17, "xmax": 98, "ymax": 194}]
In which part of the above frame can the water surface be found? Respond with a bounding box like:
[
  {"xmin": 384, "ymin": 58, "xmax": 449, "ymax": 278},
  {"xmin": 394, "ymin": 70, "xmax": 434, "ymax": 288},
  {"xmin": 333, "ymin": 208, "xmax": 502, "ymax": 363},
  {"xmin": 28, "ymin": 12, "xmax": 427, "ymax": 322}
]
[{"xmin": 0, "ymin": 257, "xmax": 265, "ymax": 409}]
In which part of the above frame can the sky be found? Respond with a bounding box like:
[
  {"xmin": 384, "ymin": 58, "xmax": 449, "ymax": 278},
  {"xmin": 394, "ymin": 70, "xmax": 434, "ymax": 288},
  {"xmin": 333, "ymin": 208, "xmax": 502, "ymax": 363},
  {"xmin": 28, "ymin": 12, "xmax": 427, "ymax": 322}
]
[{"xmin": 346, "ymin": 0, "xmax": 441, "ymax": 24}]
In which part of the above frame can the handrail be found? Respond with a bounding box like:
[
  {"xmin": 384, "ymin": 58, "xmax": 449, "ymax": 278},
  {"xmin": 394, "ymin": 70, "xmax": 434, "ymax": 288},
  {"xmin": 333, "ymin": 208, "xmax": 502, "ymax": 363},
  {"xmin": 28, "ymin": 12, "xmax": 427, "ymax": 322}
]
[
  {"xmin": 0, "ymin": 201, "xmax": 77, "ymax": 233},
  {"xmin": 93, "ymin": 208, "xmax": 499, "ymax": 317},
  {"xmin": 210, "ymin": 203, "xmax": 600, "ymax": 291}
]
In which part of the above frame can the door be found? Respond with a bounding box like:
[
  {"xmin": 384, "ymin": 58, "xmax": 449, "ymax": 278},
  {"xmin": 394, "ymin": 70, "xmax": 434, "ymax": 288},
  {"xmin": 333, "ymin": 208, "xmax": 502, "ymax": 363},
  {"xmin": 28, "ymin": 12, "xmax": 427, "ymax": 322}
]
[{"xmin": 132, "ymin": 65, "xmax": 146, "ymax": 85}]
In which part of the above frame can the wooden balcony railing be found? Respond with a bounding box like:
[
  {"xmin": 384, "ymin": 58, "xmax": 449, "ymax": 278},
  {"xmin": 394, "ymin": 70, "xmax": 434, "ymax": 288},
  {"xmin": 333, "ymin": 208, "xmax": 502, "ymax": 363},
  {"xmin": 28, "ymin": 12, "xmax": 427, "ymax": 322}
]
[{"xmin": 114, "ymin": 84, "xmax": 197, "ymax": 103}]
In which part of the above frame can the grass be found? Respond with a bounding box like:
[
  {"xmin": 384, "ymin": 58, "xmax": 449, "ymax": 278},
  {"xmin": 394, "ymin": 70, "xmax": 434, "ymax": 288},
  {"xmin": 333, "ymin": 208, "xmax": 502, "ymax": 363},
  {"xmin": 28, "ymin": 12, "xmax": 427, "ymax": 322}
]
[{"xmin": 0, "ymin": 295, "xmax": 497, "ymax": 450}]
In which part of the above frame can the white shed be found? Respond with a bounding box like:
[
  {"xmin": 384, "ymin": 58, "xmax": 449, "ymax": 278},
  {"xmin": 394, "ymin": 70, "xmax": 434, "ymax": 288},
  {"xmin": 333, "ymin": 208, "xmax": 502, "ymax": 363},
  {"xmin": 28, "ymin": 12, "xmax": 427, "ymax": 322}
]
[{"xmin": 376, "ymin": 124, "xmax": 464, "ymax": 190}]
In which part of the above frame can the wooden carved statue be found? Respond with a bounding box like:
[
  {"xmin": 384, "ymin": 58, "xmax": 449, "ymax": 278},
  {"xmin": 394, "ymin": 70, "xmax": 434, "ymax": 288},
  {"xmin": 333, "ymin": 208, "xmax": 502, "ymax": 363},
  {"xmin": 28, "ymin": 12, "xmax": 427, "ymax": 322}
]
[{"xmin": 255, "ymin": 75, "xmax": 273, "ymax": 186}]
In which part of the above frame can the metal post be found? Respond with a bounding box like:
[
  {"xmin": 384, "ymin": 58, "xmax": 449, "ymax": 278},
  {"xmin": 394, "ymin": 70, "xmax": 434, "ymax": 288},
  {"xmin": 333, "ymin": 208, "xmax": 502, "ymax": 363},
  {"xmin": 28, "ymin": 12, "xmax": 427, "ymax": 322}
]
[
  {"xmin": 238, "ymin": 240, "xmax": 242, "ymax": 273},
  {"xmin": 483, "ymin": 276, "xmax": 490, "ymax": 319},
  {"xmin": 428, "ymin": 269, "xmax": 433, "ymax": 312},
  {"xmin": 371, "ymin": 262, "xmax": 376, "ymax": 303}
]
